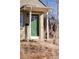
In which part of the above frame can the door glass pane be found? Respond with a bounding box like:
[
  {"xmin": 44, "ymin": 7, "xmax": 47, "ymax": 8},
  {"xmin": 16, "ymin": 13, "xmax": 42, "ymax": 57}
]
[{"xmin": 31, "ymin": 15, "xmax": 39, "ymax": 36}]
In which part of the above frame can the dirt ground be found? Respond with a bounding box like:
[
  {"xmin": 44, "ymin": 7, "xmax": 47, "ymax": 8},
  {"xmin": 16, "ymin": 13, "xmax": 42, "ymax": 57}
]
[{"xmin": 20, "ymin": 39, "xmax": 59, "ymax": 59}]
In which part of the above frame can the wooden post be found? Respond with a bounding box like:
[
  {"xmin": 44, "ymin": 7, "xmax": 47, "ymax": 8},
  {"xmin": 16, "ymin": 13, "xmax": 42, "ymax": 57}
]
[
  {"xmin": 47, "ymin": 12, "xmax": 49, "ymax": 40},
  {"xmin": 27, "ymin": 8, "xmax": 32, "ymax": 59},
  {"xmin": 29, "ymin": 10, "xmax": 32, "ymax": 40},
  {"xmin": 40, "ymin": 14, "xmax": 44, "ymax": 41}
]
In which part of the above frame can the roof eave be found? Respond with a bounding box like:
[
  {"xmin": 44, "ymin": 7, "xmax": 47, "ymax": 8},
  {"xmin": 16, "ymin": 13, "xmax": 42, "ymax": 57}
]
[{"xmin": 39, "ymin": 0, "xmax": 47, "ymax": 7}]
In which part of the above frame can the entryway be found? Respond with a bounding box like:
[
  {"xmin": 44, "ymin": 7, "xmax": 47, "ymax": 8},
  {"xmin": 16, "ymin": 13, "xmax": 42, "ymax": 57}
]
[{"xmin": 31, "ymin": 14, "xmax": 39, "ymax": 39}]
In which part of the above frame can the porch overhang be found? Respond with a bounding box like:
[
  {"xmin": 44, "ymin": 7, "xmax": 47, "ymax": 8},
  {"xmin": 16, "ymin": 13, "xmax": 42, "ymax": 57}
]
[{"xmin": 20, "ymin": 5, "xmax": 50, "ymax": 13}]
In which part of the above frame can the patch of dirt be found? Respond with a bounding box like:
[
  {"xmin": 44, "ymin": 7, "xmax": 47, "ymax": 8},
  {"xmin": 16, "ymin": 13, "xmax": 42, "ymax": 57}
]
[{"xmin": 20, "ymin": 41, "xmax": 59, "ymax": 59}]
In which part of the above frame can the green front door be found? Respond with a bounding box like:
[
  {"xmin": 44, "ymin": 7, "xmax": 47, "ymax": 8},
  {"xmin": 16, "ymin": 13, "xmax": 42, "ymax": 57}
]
[{"xmin": 31, "ymin": 14, "xmax": 39, "ymax": 36}]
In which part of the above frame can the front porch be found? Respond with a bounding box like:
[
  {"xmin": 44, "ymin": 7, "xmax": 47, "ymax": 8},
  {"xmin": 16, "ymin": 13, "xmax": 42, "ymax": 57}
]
[{"xmin": 20, "ymin": 5, "xmax": 50, "ymax": 41}]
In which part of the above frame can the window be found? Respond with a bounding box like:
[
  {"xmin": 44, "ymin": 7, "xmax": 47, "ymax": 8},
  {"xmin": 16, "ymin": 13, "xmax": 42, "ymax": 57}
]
[{"xmin": 20, "ymin": 13, "xmax": 23, "ymax": 27}]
